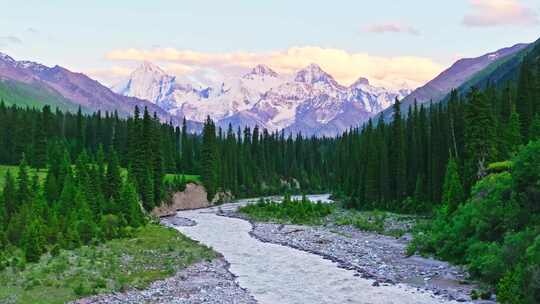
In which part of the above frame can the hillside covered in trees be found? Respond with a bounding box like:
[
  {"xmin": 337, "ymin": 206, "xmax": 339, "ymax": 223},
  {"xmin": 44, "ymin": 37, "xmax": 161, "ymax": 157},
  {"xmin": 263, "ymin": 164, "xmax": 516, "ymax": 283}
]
[{"xmin": 0, "ymin": 40, "xmax": 539, "ymax": 303}]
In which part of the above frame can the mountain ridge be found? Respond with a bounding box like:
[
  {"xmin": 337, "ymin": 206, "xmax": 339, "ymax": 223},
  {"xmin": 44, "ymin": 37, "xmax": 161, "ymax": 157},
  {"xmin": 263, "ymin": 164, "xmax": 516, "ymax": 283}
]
[
  {"xmin": 113, "ymin": 62, "xmax": 410, "ymax": 136},
  {"xmin": 378, "ymin": 43, "xmax": 530, "ymax": 121},
  {"xmin": 0, "ymin": 52, "xmax": 208, "ymax": 132}
]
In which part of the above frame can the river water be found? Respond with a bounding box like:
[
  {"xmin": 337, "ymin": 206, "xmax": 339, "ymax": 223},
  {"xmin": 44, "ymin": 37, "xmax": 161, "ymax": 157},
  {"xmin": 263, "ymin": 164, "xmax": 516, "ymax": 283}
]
[{"xmin": 171, "ymin": 194, "xmax": 455, "ymax": 304}]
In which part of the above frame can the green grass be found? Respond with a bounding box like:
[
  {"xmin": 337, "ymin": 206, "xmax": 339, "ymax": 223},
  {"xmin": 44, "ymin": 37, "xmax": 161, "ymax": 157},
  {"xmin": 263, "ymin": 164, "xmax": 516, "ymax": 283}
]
[
  {"xmin": 0, "ymin": 165, "xmax": 199, "ymax": 189},
  {"xmin": 237, "ymin": 195, "xmax": 420, "ymax": 236},
  {"xmin": 238, "ymin": 196, "xmax": 335, "ymax": 225},
  {"xmin": 0, "ymin": 224, "xmax": 217, "ymax": 304},
  {"xmin": 0, "ymin": 79, "xmax": 82, "ymax": 112},
  {"xmin": 164, "ymin": 173, "xmax": 200, "ymax": 184},
  {"xmin": 0, "ymin": 165, "xmax": 47, "ymax": 189},
  {"xmin": 333, "ymin": 210, "xmax": 422, "ymax": 237}
]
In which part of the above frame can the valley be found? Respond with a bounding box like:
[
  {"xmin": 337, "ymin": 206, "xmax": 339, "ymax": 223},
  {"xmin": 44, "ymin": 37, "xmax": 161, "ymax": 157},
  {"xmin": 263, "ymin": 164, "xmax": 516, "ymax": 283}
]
[
  {"xmin": 1, "ymin": 3, "xmax": 539, "ymax": 303},
  {"xmin": 78, "ymin": 194, "xmax": 483, "ymax": 303}
]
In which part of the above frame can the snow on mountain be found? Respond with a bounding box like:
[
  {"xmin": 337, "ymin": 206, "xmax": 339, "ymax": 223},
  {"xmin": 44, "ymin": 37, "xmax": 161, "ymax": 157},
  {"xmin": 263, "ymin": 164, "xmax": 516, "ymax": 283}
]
[
  {"xmin": 0, "ymin": 51, "xmax": 184, "ymax": 127},
  {"xmin": 112, "ymin": 61, "xmax": 177, "ymax": 111},
  {"xmin": 113, "ymin": 62, "xmax": 410, "ymax": 136}
]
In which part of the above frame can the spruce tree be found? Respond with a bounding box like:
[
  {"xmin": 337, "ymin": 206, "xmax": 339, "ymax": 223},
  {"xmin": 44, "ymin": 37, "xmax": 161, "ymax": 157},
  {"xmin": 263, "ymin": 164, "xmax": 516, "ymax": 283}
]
[
  {"xmin": 141, "ymin": 167, "xmax": 155, "ymax": 211},
  {"xmin": 181, "ymin": 118, "xmax": 193, "ymax": 173},
  {"xmin": 2, "ymin": 170, "xmax": 17, "ymax": 218},
  {"xmin": 200, "ymin": 116, "xmax": 219, "ymax": 201},
  {"xmin": 442, "ymin": 158, "xmax": 464, "ymax": 214},
  {"xmin": 464, "ymin": 88, "xmax": 497, "ymax": 189},
  {"xmin": 529, "ymin": 114, "xmax": 540, "ymax": 141},
  {"xmin": 505, "ymin": 106, "xmax": 523, "ymax": 156},
  {"xmin": 44, "ymin": 172, "xmax": 59, "ymax": 204},
  {"xmin": 516, "ymin": 59, "xmax": 534, "ymax": 140},
  {"xmin": 32, "ymin": 107, "xmax": 49, "ymax": 169},
  {"xmin": 22, "ymin": 219, "xmax": 47, "ymax": 262},
  {"xmin": 16, "ymin": 154, "xmax": 31, "ymax": 205},
  {"xmin": 121, "ymin": 178, "xmax": 145, "ymax": 227},
  {"xmin": 390, "ymin": 98, "xmax": 406, "ymax": 202},
  {"xmin": 105, "ymin": 149, "xmax": 122, "ymax": 202}
]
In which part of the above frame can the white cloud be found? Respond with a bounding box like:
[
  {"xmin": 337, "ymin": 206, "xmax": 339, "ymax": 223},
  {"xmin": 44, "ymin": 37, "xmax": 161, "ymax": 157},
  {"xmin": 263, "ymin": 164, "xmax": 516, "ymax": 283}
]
[
  {"xmin": 105, "ymin": 46, "xmax": 444, "ymax": 89},
  {"xmin": 463, "ymin": 0, "xmax": 539, "ymax": 27},
  {"xmin": 363, "ymin": 23, "xmax": 420, "ymax": 35},
  {"xmin": 0, "ymin": 36, "xmax": 22, "ymax": 47},
  {"xmin": 26, "ymin": 28, "xmax": 39, "ymax": 34}
]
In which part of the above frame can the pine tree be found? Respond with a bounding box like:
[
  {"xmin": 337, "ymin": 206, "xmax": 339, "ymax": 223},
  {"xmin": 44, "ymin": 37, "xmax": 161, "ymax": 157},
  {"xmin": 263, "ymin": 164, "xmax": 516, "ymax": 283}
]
[
  {"xmin": 505, "ymin": 106, "xmax": 523, "ymax": 156},
  {"xmin": 181, "ymin": 118, "xmax": 193, "ymax": 173},
  {"xmin": 73, "ymin": 188, "xmax": 97, "ymax": 245},
  {"xmin": 200, "ymin": 116, "xmax": 219, "ymax": 201},
  {"xmin": 2, "ymin": 170, "xmax": 17, "ymax": 218},
  {"xmin": 16, "ymin": 154, "xmax": 31, "ymax": 205},
  {"xmin": 32, "ymin": 106, "xmax": 50, "ymax": 169},
  {"xmin": 141, "ymin": 167, "xmax": 155, "ymax": 211},
  {"xmin": 464, "ymin": 88, "xmax": 497, "ymax": 189},
  {"xmin": 364, "ymin": 122, "xmax": 379, "ymax": 204},
  {"xmin": 96, "ymin": 145, "xmax": 106, "ymax": 192},
  {"xmin": 442, "ymin": 158, "xmax": 464, "ymax": 214},
  {"xmin": 121, "ymin": 178, "xmax": 145, "ymax": 227},
  {"xmin": 105, "ymin": 149, "xmax": 122, "ymax": 202},
  {"xmin": 390, "ymin": 98, "xmax": 406, "ymax": 202},
  {"xmin": 0, "ymin": 183, "xmax": 6, "ymax": 231},
  {"xmin": 44, "ymin": 172, "xmax": 59, "ymax": 204},
  {"xmin": 529, "ymin": 114, "xmax": 540, "ymax": 141},
  {"xmin": 76, "ymin": 106, "xmax": 85, "ymax": 155},
  {"xmin": 22, "ymin": 219, "xmax": 47, "ymax": 262},
  {"xmin": 150, "ymin": 113, "xmax": 164, "ymax": 205},
  {"xmin": 516, "ymin": 59, "xmax": 534, "ymax": 141}
]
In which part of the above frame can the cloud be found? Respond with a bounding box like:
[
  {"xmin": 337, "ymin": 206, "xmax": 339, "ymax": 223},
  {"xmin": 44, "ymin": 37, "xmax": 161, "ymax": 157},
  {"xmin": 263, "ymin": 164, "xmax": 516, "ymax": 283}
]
[
  {"xmin": 105, "ymin": 46, "xmax": 443, "ymax": 89},
  {"xmin": 463, "ymin": 0, "xmax": 539, "ymax": 27},
  {"xmin": 0, "ymin": 36, "xmax": 22, "ymax": 47},
  {"xmin": 26, "ymin": 28, "xmax": 39, "ymax": 34},
  {"xmin": 363, "ymin": 23, "xmax": 420, "ymax": 35}
]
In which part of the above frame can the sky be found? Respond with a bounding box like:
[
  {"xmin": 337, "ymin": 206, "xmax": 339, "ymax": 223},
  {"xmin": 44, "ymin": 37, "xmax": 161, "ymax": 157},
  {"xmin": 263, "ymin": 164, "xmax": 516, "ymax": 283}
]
[{"xmin": 0, "ymin": 0, "xmax": 539, "ymax": 90}]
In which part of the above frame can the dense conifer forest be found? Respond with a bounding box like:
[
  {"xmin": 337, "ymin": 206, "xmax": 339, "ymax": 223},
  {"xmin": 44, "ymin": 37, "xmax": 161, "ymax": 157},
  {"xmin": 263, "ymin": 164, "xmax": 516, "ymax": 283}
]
[{"xmin": 0, "ymin": 41, "xmax": 539, "ymax": 304}]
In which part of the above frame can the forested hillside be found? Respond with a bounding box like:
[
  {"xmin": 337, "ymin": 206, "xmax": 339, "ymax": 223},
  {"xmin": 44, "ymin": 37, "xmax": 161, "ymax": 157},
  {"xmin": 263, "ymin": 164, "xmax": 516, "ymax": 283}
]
[
  {"xmin": 1, "ymin": 39, "xmax": 540, "ymax": 303},
  {"xmin": 328, "ymin": 40, "xmax": 540, "ymax": 303}
]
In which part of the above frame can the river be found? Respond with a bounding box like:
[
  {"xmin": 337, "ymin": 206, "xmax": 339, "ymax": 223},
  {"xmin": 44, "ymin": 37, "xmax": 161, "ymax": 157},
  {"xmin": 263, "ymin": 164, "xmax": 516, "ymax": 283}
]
[{"xmin": 170, "ymin": 194, "xmax": 456, "ymax": 304}]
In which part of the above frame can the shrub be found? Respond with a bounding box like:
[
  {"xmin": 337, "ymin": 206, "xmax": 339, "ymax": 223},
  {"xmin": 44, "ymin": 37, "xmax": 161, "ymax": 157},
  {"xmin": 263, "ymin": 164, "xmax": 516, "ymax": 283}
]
[
  {"xmin": 238, "ymin": 195, "xmax": 334, "ymax": 225},
  {"xmin": 410, "ymin": 142, "xmax": 540, "ymax": 303},
  {"xmin": 100, "ymin": 214, "xmax": 122, "ymax": 240}
]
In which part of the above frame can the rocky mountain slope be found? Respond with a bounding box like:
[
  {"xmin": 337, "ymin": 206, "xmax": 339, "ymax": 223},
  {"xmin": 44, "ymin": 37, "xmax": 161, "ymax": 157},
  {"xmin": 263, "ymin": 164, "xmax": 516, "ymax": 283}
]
[
  {"xmin": 379, "ymin": 43, "xmax": 529, "ymax": 120},
  {"xmin": 114, "ymin": 62, "xmax": 410, "ymax": 136},
  {"xmin": 0, "ymin": 52, "xmax": 181, "ymax": 125}
]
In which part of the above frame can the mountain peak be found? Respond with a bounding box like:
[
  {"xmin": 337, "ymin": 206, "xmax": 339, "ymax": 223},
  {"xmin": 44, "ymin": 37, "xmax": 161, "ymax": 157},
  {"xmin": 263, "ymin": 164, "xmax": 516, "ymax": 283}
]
[
  {"xmin": 0, "ymin": 52, "xmax": 16, "ymax": 64},
  {"xmin": 245, "ymin": 64, "xmax": 278, "ymax": 78},
  {"xmin": 295, "ymin": 63, "xmax": 335, "ymax": 85},
  {"xmin": 351, "ymin": 77, "xmax": 370, "ymax": 87},
  {"xmin": 16, "ymin": 60, "xmax": 49, "ymax": 72},
  {"xmin": 136, "ymin": 61, "xmax": 167, "ymax": 75}
]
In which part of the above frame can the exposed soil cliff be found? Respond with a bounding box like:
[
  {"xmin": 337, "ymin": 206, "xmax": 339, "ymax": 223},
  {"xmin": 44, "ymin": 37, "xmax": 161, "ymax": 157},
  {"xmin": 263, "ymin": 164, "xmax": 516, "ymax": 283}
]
[{"xmin": 153, "ymin": 183, "xmax": 212, "ymax": 217}]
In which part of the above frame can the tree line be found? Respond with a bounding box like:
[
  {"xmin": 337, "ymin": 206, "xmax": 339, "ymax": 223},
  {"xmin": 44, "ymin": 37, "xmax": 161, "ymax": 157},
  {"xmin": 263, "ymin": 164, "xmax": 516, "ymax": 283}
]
[
  {"xmin": 332, "ymin": 82, "xmax": 539, "ymax": 213},
  {"xmin": 198, "ymin": 117, "xmax": 333, "ymax": 200}
]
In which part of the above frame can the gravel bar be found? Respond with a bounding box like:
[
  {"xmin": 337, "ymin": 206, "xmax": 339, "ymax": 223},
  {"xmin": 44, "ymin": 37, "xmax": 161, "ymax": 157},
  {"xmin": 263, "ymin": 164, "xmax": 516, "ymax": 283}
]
[
  {"xmin": 73, "ymin": 258, "xmax": 257, "ymax": 304},
  {"xmin": 221, "ymin": 211, "xmax": 495, "ymax": 303}
]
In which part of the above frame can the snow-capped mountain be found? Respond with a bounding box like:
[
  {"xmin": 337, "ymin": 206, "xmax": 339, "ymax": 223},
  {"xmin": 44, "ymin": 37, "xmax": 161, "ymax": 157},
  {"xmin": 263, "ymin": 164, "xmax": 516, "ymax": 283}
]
[
  {"xmin": 0, "ymin": 52, "xmax": 178, "ymax": 125},
  {"xmin": 113, "ymin": 62, "xmax": 177, "ymax": 111},
  {"xmin": 113, "ymin": 62, "xmax": 411, "ymax": 136}
]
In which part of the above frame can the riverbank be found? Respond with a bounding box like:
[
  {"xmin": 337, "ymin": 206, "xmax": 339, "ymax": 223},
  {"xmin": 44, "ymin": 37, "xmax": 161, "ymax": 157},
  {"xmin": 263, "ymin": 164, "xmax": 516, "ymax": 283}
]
[
  {"xmin": 73, "ymin": 258, "xmax": 256, "ymax": 304},
  {"xmin": 0, "ymin": 224, "xmax": 217, "ymax": 304},
  {"xmin": 221, "ymin": 196, "xmax": 494, "ymax": 303},
  {"xmin": 170, "ymin": 196, "xmax": 463, "ymax": 304}
]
